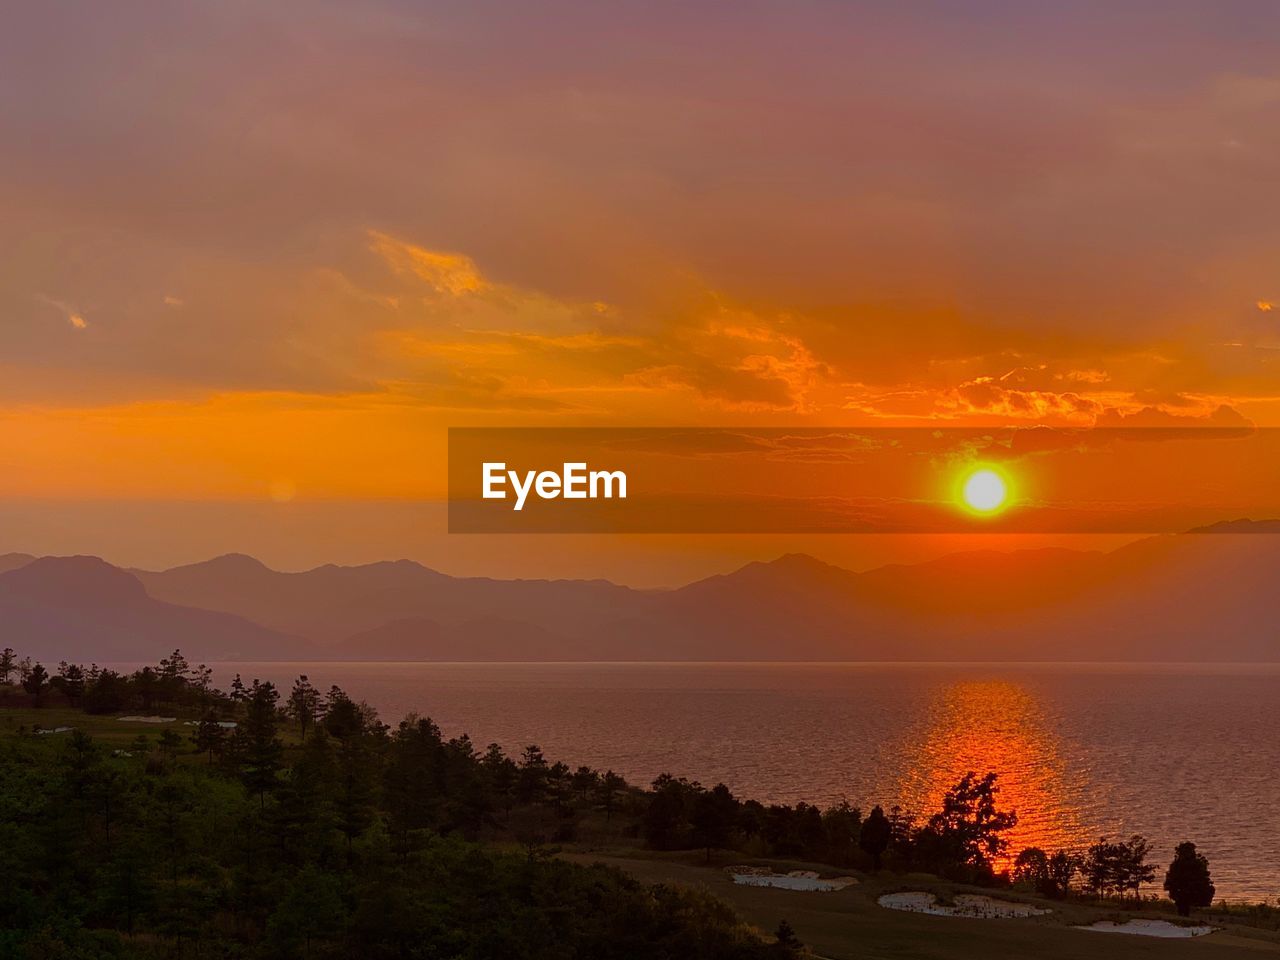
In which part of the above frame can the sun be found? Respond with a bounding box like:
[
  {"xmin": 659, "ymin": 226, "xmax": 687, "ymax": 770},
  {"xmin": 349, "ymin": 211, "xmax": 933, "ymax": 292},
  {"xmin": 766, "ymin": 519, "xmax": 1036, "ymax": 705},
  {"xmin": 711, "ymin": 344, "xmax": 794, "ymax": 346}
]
[{"xmin": 960, "ymin": 468, "xmax": 1008, "ymax": 513}]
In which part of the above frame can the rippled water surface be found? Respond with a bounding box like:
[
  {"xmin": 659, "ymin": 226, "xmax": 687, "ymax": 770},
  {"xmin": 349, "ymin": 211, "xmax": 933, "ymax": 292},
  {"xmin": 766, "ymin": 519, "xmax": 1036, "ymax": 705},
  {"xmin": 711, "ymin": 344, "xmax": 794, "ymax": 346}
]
[{"xmin": 202, "ymin": 661, "xmax": 1280, "ymax": 900}]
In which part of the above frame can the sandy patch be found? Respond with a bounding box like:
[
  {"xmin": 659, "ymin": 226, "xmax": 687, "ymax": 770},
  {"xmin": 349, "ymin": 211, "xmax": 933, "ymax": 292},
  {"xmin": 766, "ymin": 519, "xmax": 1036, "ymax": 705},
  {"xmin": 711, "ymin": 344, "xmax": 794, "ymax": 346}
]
[
  {"xmin": 35, "ymin": 726, "xmax": 75, "ymax": 735},
  {"xmin": 728, "ymin": 867, "xmax": 857, "ymax": 892},
  {"xmin": 878, "ymin": 891, "xmax": 1049, "ymax": 918},
  {"xmin": 1076, "ymin": 919, "xmax": 1214, "ymax": 938}
]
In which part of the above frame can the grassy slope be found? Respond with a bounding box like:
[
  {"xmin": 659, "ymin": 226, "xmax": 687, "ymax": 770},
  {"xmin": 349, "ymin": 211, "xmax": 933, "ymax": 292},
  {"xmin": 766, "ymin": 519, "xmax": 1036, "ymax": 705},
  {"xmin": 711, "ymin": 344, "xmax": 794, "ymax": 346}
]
[
  {"xmin": 0, "ymin": 705, "xmax": 307, "ymax": 753},
  {"xmin": 562, "ymin": 852, "xmax": 1280, "ymax": 960},
  {"xmin": 2, "ymin": 707, "xmax": 191, "ymax": 744}
]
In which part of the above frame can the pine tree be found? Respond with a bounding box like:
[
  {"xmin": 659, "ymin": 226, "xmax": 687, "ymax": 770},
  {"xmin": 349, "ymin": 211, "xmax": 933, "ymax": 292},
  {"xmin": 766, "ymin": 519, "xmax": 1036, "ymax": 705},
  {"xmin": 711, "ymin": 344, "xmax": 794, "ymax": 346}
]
[
  {"xmin": 1164, "ymin": 842, "xmax": 1215, "ymax": 916},
  {"xmin": 56, "ymin": 663, "xmax": 86, "ymax": 706},
  {"xmin": 22, "ymin": 662, "xmax": 49, "ymax": 705},
  {"xmin": 482, "ymin": 743, "xmax": 517, "ymax": 819},
  {"xmin": 691, "ymin": 783, "xmax": 738, "ymax": 862},
  {"xmin": 239, "ymin": 681, "xmax": 283, "ymax": 807},
  {"xmin": 287, "ymin": 675, "xmax": 321, "ymax": 739},
  {"xmin": 774, "ymin": 919, "xmax": 801, "ymax": 954},
  {"xmin": 0, "ymin": 647, "xmax": 16, "ymax": 685},
  {"xmin": 597, "ymin": 770, "xmax": 626, "ymax": 821},
  {"xmin": 335, "ymin": 734, "xmax": 377, "ymax": 857},
  {"xmin": 517, "ymin": 745, "xmax": 549, "ymax": 804},
  {"xmin": 571, "ymin": 766, "xmax": 599, "ymax": 804},
  {"xmin": 860, "ymin": 805, "xmax": 892, "ymax": 871},
  {"xmin": 192, "ymin": 715, "xmax": 227, "ymax": 764}
]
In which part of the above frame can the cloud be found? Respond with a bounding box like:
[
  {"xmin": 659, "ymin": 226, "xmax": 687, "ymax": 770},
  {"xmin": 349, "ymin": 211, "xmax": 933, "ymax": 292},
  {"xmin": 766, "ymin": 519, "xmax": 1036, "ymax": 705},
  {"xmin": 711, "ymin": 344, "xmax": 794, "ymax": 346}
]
[
  {"xmin": 351, "ymin": 233, "xmax": 837, "ymax": 414},
  {"xmin": 1095, "ymin": 403, "xmax": 1253, "ymax": 429},
  {"xmin": 5, "ymin": 225, "xmax": 1279, "ymax": 434},
  {"xmin": 367, "ymin": 231, "xmax": 485, "ymax": 295},
  {"xmin": 38, "ymin": 295, "xmax": 88, "ymax": 330},
  {"xmin": 945, "ymin": 378, "xmax": 1102, "ymax": 422}
]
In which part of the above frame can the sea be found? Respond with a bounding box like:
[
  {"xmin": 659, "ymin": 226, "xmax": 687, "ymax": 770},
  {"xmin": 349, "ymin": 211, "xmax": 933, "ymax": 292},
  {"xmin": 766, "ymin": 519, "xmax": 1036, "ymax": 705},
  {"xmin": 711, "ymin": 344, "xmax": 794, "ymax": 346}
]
[{"xmin": 190, "ymin": 661, "xmax": 1280, "ymax": 902}]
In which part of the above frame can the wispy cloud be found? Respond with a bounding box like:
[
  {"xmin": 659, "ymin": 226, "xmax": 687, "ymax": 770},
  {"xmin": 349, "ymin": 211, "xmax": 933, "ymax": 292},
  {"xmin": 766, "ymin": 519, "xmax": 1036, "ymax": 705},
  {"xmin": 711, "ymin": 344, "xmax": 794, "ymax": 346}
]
[{"xmin": 38, "ymin": 295, "xmax": 88, "ymax": 330}]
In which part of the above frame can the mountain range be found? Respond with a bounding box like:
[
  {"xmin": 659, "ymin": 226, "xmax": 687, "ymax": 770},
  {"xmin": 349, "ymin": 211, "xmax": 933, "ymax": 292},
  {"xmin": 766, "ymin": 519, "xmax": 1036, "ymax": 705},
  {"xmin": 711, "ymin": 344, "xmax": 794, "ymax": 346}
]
[{"xmin": 1, "ymin": 521, "xmax": 1277, "ymax": 663}]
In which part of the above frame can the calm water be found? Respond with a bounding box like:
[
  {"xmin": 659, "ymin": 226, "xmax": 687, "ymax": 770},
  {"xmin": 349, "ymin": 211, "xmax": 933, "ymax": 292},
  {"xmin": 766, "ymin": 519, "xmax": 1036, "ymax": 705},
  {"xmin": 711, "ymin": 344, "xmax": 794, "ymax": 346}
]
[{"xmin": 199, "ymin": 661, "xmax": 1280, "ymax": 901}]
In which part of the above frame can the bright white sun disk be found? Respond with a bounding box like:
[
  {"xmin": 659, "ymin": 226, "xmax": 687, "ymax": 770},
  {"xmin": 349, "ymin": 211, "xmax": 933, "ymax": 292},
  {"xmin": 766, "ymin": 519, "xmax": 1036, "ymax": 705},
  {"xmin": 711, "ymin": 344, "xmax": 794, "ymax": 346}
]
[{"xmin": 963, "ymin": 469, "xmax": 1007, "ymax": 512}]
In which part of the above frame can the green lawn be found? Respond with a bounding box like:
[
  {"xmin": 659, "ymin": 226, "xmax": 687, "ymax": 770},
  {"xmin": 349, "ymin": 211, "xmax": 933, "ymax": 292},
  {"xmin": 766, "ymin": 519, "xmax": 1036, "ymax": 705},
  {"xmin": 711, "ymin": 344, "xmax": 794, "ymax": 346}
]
[
  {"xmin": 562, "ymin": 852, "xmax": 1280, "ymax": 959},
  {"xmin": 0, "ymin": 705, "xmax": 190, "ymax": 745},
  {"xmin": 0, "ymin": 705, "xmax": 306, "ymax": 755}
]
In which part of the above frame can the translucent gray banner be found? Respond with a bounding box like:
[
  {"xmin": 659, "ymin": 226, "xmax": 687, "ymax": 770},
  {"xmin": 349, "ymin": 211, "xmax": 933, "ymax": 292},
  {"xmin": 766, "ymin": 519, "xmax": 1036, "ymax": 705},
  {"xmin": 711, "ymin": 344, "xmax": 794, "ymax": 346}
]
[{"xmin": 448, "ymin": 426, "xmax": 1280, "ymax": 534}]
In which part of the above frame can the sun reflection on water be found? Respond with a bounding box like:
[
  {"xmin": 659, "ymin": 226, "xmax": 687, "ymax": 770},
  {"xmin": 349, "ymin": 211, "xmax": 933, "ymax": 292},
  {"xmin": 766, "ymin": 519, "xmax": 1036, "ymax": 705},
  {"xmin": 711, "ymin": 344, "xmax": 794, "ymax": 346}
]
[{"xmin": 896, "ymin": 679, "xmax": 1091, "ymax": 868}]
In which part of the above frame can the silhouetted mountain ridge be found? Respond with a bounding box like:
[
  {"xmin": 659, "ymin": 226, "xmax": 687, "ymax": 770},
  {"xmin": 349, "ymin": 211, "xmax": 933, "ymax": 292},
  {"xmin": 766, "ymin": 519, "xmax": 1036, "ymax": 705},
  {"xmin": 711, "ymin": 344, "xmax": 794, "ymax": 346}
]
[
  {"xmin": 0, "ymin": 553, "xmax": 35, "ymax": 575},
  {"xmin": 5, "ymin": 521, "xmax": 1280, "ymax": 662},
  {"xmin": 0, "ymin": 556, "xmax": 308, "ymax": 662}
]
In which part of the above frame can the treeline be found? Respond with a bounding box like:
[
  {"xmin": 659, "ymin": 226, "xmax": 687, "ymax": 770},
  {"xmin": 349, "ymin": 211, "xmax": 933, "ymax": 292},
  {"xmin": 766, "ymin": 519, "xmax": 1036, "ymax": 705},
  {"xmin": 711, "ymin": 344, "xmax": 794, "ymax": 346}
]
[
  {"xmin": 2, "ymin": 650, "xmax": 1028, "ymax": 884},
  {"xmin": 1014, "ymin": 835, "xmax": 1216, "ymax": 916},
  {"xmin": 640, "ymin": 769, "xmax": 1017, "ymax": 884},
  {"xmin": 0, "ymin": 648, "xmax": 221, "ymax": 715},
  {"xmin": 1, "ymin": 648, "xmax": 1221, "ymax": 945},
  {"xmin": 0, "ymin": 651, "xmax": 794, "ymax": 959}
]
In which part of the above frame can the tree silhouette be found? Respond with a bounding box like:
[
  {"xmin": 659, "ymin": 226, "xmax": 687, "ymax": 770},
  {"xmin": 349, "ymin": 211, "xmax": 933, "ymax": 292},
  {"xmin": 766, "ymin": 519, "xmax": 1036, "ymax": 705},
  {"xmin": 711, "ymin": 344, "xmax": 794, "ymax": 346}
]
[
  {"xmin": 916, "ymin": 772, "xmax": 1017, "ymax": 877},
  {"xmin": 1014, "ymin": 847, "xmax": 1079, "ymax": 898},
  {"xmin": 1118, "ymin": 835, "xmax": 1156, "ymax": 902},
  {"xmin": 157, "ymin": 727, "xmax": 184, "ymax": 762},
  {"xmin": 571, "ymin": 765, "xmax": 598, "ymax": 803},
  {"xmin": 287, "ymin": 675, "xmax": 321, "ymax": 739},
  {"xmin": 55, "ymin": 662, "xmax": 86, "ymax": 706},
  {"xmin": 0, "ymin": 647, "xmax": 15, "ymax": 685},
  {"xmin": 322, "ymin": 687, "xmax": 367, "ymax": 739},
  {"xmin": 335, "ymin": 734, "xmax": 378, "ymax": 858},
  {"xmin": 691, "ymin": 783, "xmax": 738, "ymax": 862},
  {"xmin": 192, "ymin": 714, "xmax": 226, "ymax": 764},
  {"xmin": 22, "ymin": 662, "xmax": 48, "ymax": 705},
  {"xmin": 1045, "ymin": 850, "xmax": 1079, "ymax": 899},
  {"xmin": 860, "ymin": 805, "xmax": 891, "ymax": 871},
  {"xmin": 821, "ymin": 801, "xmax": 862, "ymax": 866},
  {"xmin": 773, "ymin": 919, "xmax": 801, "ymax": 955},
  {"xmin": 482, "ymin": 743, "xmax": 518, "ymax": 820},
  {"xmin": 517, "ymin": 745, "xmax": 549, "ymax": 805},
  {"xmin": 1082, "ymin": 838, "xmax": 1115, "ymax": 897},
  {"xmin": 644, "ymin": 775, "xmax": 691, "ymax": 850},
  {"xmin": 1164, "ymin": 842, "xmax": 1215, "ymax": 916},
  {"xmin": 1083, "ymin": 835, "xmax": 1154, "ymax": 902},
  {"xmin": 237, "ymin": 680, "xmax": 283, "ymax": 807},
  {"xmin": 1013, "ymin": 847, "xmax": 1048, "ymax": 886},
  {"xmin": 83, "ymin": 668, "xmax": 127, "ymax": 714},
  {"xmin": 598, "ymin": 769, "xmax": 626, "ymax": 821},
  {"xmin": 158, "ymin": 649, "xmax": 191, "ymax": 704}
]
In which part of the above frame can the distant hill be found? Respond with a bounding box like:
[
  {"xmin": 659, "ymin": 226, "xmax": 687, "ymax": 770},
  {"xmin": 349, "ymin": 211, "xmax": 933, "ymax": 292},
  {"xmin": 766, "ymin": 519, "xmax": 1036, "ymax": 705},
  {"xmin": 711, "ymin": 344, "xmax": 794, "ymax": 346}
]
[
  {"xmin": 5, "ymin": 521, "xmax": 1280, "ymax": 662},
  {"xmin": 333, "ymin": 617, "xmax": 595, "ymax": 661},
  {"xmin": 635, "ymin": 526, "xmax": 1280, "ymax": 660},
  {"xmin": 134, "ymin": 554, "xmax": 648, "ymax": 645},
  {"xmin": 0, "ymin": 553, "xmax": 35, "ymax": 575},
  {"xmin": 0, "ymin": 556, "xmax": 311, "ymax": 662}
]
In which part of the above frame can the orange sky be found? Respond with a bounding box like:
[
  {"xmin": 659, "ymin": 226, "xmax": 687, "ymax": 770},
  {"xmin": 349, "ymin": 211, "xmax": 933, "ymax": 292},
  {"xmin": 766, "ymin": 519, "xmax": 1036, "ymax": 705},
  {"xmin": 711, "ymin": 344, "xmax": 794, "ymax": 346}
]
[{"xmin": 2, "ymin": 3, "xmax": 1278, "ymax": 578}]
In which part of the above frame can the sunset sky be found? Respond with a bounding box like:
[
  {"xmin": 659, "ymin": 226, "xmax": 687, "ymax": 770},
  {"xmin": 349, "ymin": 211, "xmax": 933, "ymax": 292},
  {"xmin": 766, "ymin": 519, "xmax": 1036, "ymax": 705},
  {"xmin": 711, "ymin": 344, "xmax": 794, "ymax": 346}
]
[{"xmin": 2, "ymin": 2, "xmax": 1278, "ymax": 581}]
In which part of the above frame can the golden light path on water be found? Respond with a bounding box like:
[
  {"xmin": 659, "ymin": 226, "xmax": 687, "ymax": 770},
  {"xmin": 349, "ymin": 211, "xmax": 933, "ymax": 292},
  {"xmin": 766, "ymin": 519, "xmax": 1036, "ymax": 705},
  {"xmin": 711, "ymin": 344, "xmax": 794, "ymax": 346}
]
[{"xmin": 895, "ymin": 679, "xmax": 1091, "ymax": 869}]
